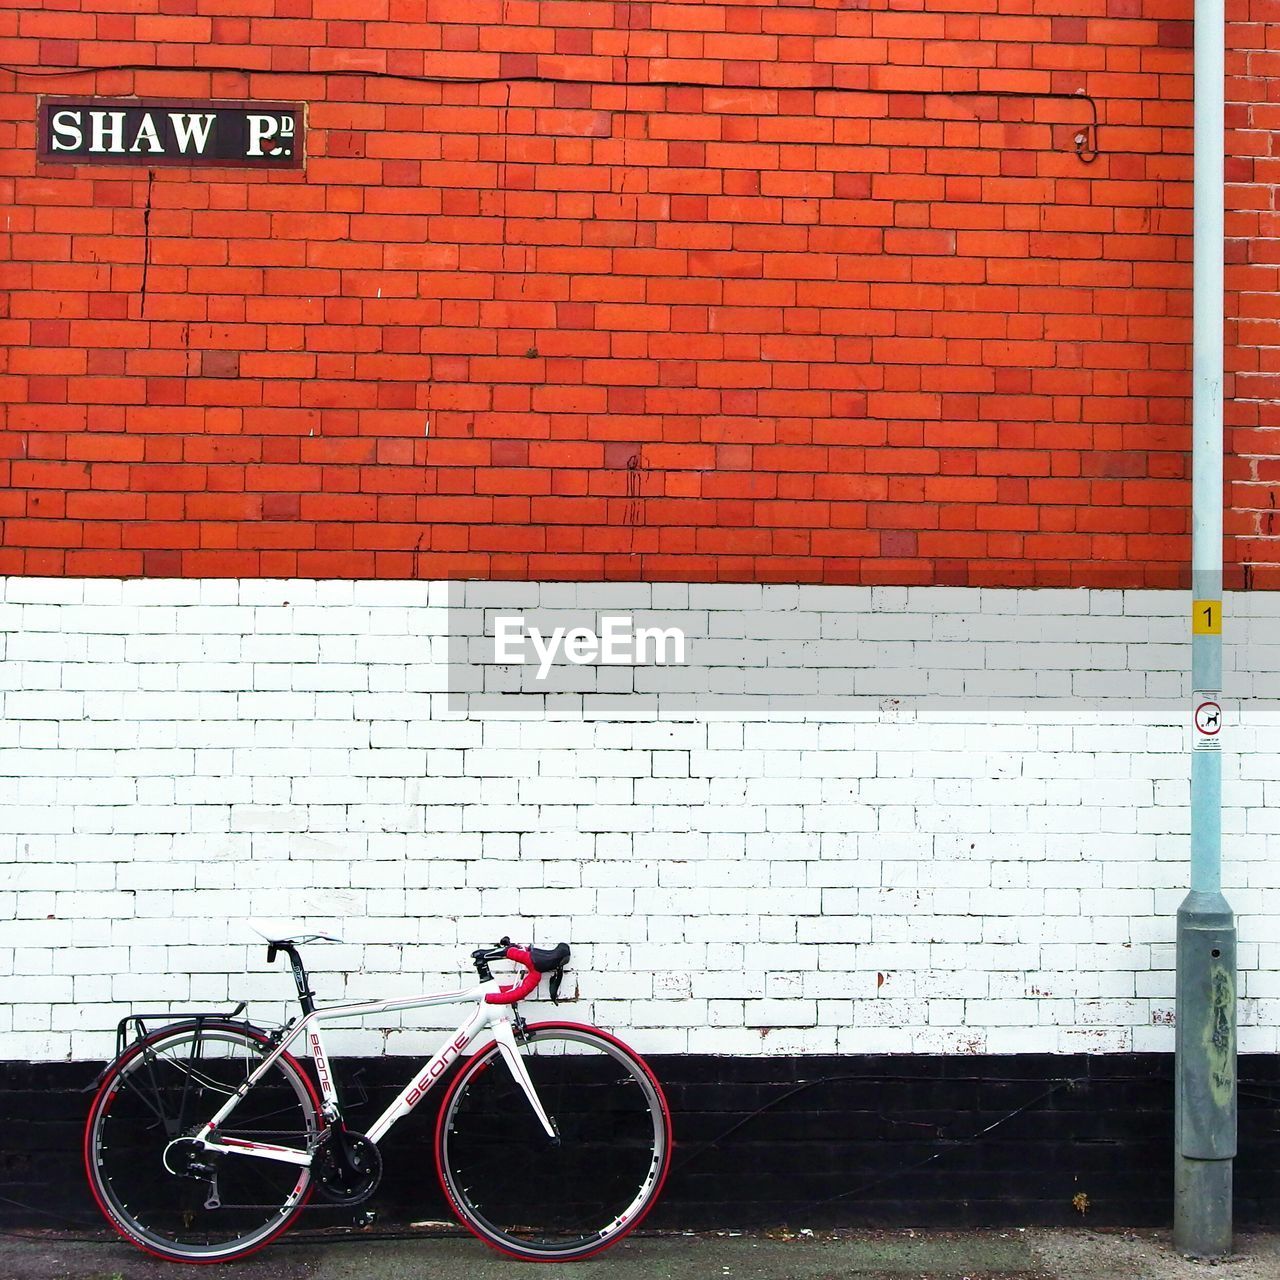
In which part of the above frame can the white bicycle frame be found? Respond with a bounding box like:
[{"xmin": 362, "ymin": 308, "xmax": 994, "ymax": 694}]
[{"xmin": 188, "ymin": 974, "xmax": 557, "ymax": 1169}]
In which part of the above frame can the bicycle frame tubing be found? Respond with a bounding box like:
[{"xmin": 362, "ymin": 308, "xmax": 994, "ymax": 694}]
[{"xmin": 188, "ymin": 977, "xmax": 557, "ymax": 1169}]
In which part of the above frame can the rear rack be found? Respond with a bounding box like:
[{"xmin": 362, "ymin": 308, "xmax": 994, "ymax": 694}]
[{"xmin": 115, "ymin": 1003, "xmax": 249, "ymax": 1058}]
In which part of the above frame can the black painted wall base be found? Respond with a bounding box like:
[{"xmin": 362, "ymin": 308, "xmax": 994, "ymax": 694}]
[{"xmin": 7, "ymin": 1053, "xmax": 1280, "ymax": 1231}]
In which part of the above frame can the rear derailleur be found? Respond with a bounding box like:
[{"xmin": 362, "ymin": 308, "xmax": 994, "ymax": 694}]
[{"xmin": 163, "ymin": 1136, "xmax": 224, "ymax": 1210}]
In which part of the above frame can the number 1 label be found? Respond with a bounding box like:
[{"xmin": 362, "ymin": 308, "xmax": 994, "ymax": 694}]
[{"xmin": 1192, "ymin": 600, "xmax": 1222, "ymax": 636}]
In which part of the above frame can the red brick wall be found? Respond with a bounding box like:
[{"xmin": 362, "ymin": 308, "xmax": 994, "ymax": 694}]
[
  {"xmin": 1227, "ymin": 0, "xmax": 1280, "ymax": 589},
  {"xmin": 0, "ymin": 0, "xmax": 1256, "ymax": 587}
]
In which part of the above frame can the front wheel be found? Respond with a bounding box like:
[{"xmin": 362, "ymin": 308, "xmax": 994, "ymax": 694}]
[
  {"xmin": 435, "ymin": 1021, "xmax": 672, "ymax": 1261},
  {"xmin": 84, "ymin": 1021, "xmax": 321, "ymax": 1263}
]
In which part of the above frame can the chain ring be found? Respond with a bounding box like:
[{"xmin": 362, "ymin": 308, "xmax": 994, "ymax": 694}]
[{"xmin": 312, "ymin": 1130, "xmax": 382, "ymax": 1205}]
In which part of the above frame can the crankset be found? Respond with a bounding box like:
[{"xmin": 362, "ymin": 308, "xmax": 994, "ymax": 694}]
[{"xmin": 312, "ymin": 1129, "xmax": 382, "ymax": 1205}]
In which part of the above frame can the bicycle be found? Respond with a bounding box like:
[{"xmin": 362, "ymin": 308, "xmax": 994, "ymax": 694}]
[{"xmin": 83, "ymin": 926, "xmax": 672, "ymax": 1264}]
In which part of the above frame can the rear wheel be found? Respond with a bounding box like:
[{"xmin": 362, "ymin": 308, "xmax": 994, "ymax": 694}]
[
  {"xmin": 435, "ymin": 1021, "xmax": 671, "ymax": 1261},
  {"xmin": 84, "ymin": 1021, "xmax": 321, "ymax": 1262}
]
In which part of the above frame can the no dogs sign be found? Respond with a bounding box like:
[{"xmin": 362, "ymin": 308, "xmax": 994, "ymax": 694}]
[{"xmin": 1193, "ymin": 693, "xmax": 1222, "ymax": 752}]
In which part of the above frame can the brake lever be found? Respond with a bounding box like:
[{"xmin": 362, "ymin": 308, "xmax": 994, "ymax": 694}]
[{"xmin": 549, "ymin": 966, "xmax": 565, "ymax": 1004}]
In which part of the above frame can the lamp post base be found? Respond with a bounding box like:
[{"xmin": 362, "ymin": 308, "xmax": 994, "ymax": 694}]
[
  {"xmin": 1173, "ymin": 892, "xmax": 1236, "ymax": 1261},
  {"xmin": 1174, "ymin": 1156, "xmax": 1232, "ymax": 1259}
]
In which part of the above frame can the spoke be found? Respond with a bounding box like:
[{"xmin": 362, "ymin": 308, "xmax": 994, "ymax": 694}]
[
  {"xmin": 114, "ymin": 1064, "xmax": 176, "ymax": 1133},
  {"xmin": 223, "ymin": 1104, "xmax": 314, "ymax": 1130},
  {"xmin": 161, "ymin": 1062, "xmax": 239, "ymax": 1097}
]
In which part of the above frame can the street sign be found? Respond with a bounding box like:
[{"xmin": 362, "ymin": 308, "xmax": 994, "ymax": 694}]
[{"xmin": 37, "ymin": 98, "xmax": 305, "ymax": 169}]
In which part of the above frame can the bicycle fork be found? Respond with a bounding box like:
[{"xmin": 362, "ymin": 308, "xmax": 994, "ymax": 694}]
[{"xmin": 491, "ymin": 1017, "xmax": 560, "ymax": 1144}]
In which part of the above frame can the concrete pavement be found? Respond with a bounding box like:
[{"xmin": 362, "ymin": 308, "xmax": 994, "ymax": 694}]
[{"xmin": 5, "ymin": 1227, "xmax": 1280, "ymax": 1280}]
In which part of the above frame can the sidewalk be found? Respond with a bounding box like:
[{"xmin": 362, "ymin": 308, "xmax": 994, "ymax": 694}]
[{"xmin": 5, "ymin": 1228, "xmax": 1280, "ymax": 1280}]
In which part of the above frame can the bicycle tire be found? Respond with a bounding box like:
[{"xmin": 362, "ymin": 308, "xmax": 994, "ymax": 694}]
[
  {"xmin": 435, "ymin": 1020, "xmax": 672, "ymax": 1262},
  {"xmin": 84, "ymin": 1020, "xmax": 322, "ymax": 1263}
]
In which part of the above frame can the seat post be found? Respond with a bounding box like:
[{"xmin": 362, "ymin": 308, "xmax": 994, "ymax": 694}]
[{"xmin": 275, "ymin": 942, "xmax": 317, "ymax": 1016}]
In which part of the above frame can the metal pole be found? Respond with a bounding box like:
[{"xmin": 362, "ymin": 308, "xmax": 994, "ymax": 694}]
[{"xmin": 1174, "ymin": 0, "xmax": 1236, "ymax": 1254}]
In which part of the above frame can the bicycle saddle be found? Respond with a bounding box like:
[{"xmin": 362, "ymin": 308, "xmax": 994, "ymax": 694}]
[{"xmin": 248, "ymin": 919, "xmax": 343, "ymax": 946}]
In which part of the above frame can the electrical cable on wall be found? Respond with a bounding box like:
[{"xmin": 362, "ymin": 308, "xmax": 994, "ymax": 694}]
[{"xmin": 2, "ymin": 62, "xmax": 1101, "ymax": 162}]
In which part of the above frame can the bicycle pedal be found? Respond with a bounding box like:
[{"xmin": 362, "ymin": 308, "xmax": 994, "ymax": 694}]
[{"xmin": 352, "ymin": 1209, "xmax": 377, "ymax": 1229}]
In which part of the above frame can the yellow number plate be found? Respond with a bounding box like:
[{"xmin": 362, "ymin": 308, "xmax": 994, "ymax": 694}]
[{"xmin": 1192, "ymin": 600, "xmax": 1222, "ymax": 636}]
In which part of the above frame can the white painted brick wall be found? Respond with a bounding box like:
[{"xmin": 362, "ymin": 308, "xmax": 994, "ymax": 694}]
[{"xmin": 1, "ymin": 577, "xmax": 1279, "ymax": 1061}]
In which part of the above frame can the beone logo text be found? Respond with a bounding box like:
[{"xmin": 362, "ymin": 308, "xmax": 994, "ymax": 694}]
[{"xmin": 404, "ymin": 1031, "xmax": 471, "ymax": 1106}]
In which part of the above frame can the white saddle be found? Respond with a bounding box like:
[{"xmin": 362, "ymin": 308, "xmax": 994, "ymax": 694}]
[{"xmin": 248, "ymin": 918, "xmax": 343, "ymax": 946}]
